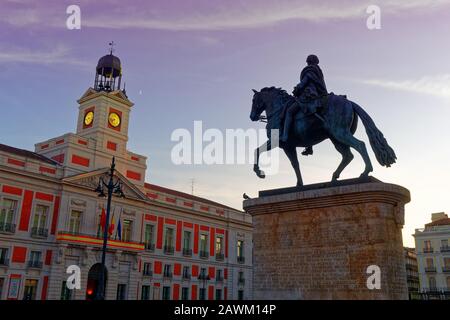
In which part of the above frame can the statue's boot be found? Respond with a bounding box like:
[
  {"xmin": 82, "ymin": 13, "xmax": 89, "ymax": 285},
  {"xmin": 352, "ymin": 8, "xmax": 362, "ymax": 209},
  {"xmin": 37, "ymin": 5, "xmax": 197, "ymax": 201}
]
[{"xmin": 280, "ymin": 113, "xmax": 293, "ymax": 143}]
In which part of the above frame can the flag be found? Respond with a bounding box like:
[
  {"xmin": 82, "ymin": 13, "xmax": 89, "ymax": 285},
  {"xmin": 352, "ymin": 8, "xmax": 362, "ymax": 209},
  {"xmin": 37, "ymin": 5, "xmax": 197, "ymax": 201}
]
[
  {"xmin": 108, "ymin": 215, "xmax": 115, "ymax": 237},
  {"xmin": 108, "ymin": 207, "xmax": 116, "ymax": 237},
  {"xmin": 100, "ymin": 207, "xmax": 106, "ymax": 232},
  {"xmin": 117, "ymin": 218, "xmax": 122, "ymax": 241}
]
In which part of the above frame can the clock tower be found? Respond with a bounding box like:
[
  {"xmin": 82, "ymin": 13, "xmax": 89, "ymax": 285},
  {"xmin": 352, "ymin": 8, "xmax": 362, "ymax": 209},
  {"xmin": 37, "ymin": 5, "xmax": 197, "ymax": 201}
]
[{"xmin": 35, "ymin": 47, "xmax": 147, "ymax": 187}]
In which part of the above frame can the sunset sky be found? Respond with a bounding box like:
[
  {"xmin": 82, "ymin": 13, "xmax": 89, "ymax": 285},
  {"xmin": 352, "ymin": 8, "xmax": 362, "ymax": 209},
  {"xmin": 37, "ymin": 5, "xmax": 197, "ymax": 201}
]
[{"xmin": 1, "ymin": 0, "xmax": 450, "ymax": 247}]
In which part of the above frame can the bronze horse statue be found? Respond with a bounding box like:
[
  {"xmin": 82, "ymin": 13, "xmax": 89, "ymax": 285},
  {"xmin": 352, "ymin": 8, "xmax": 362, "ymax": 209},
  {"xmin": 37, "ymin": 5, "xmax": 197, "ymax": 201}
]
[{"xmin": 250, "ymin": 87, "xmax": 396, "ymax": 186}]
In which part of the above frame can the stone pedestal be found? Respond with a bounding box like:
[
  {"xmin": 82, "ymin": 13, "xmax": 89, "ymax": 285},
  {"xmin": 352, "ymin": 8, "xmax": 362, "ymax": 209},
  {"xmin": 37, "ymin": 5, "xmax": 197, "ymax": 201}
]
[{"xmin": 243, "ymin": 177, "xmax": 410, "ymax": 300}]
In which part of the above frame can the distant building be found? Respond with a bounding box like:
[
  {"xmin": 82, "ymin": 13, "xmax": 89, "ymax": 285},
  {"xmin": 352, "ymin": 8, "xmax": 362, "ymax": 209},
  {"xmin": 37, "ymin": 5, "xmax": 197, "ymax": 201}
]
[
  {"xmin": 404, "ymin": 247, "xmax": 419, "ymax": 299},
  {"xmin": 413, "ymin": 212, "xmax": 450, "ymax": 300},
  {"xmin": 0, "ymin": 50, "xmax": 252, "ymax": 300}
]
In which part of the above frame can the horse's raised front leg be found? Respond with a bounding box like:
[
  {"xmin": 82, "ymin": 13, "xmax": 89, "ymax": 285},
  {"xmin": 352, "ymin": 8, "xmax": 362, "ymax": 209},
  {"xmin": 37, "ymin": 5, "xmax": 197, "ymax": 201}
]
[
  {"xmin": 284, "ymin": 146, "xmax": 303, "ymax": 186},
  {"xmin": 253, "ymin": 140, "xmax": 272, "ymax": 179},
  {"xmin": 330, "ymin": 138, "xmax": 354, "ymax": 182}
]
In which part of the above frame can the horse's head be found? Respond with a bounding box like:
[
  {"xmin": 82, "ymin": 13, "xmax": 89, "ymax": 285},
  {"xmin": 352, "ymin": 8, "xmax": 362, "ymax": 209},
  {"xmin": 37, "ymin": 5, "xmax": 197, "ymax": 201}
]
[{"xmin": 250, "ymin": 89, "xmax": 265, "ymax": 121}]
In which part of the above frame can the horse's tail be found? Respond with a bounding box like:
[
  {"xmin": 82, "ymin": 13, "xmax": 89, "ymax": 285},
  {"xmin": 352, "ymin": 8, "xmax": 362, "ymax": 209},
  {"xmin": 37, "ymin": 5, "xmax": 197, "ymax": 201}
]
[{"xmin": 351, "ymin": 102, "xmax": 397, "ymax": 167}]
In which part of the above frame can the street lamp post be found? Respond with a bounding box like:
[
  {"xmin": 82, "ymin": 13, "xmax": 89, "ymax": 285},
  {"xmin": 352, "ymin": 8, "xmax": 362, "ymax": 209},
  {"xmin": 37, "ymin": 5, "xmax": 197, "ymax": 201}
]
[
  {"xmin": 94, "ymin": 157, "xmax": 124, "ymax": 300},
  {"xmin": 198, "ymin": 270, "xmax": 210, "ymax": 300}
]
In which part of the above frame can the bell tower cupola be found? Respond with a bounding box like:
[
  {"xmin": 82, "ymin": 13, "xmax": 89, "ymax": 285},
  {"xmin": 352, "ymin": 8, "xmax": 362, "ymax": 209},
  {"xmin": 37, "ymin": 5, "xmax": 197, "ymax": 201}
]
[
  {"xmin": 35, "ymin": 43, "xmax": 147, "ymax": 186},
  {"xmin": 94, "ymin": 41, "xmax": 123, "ymax": 92}
]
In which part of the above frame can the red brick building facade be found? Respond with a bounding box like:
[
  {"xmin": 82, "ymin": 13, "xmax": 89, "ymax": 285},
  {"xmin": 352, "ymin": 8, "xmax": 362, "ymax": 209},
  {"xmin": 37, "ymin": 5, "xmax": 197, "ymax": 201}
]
[{"xmin": 0, "ymin": 52, "xmax": 252, "ymax": 300}]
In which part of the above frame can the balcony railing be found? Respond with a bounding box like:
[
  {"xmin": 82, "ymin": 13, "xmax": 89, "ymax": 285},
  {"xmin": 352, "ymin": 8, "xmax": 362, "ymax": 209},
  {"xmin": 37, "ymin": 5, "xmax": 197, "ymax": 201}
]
[
  {"xmin": 441, "ymin": 246, "xmax": 450, "ymax": 253},
  {"xmin": 31, "ymin": 227, "xmax": 48, "ymax": 238},
  {"xmin": 27, "ymin": 260, "xmax": 43, "ymax": 269},
  {"xmin": 57, "ymin": 231, "xmax": 145, "ymax": 251},
  {"xmin": 199, "ymin": 250, "xmax": 209, "ymax": 259},
  {"xmin": 143, "ymin": 270, "xmax": 153, "ymax": 277},
  {"xmin": 216, "ymin": 276, "xmax": 224, "ymax": 282},
  {"xmin": 0, "ymin": 223, "xmax": 15, "ymax": 233},
  {"xmin": 425, "ymin": 266, "xmax": 436, "ymax": 273},
  {"xmin": 198, "ymin": 274, "xmax": 210, "ymax": 281},
  {"xmin": 163, "ymin": 246, "xmax": 174, "ymax": 255},
  {"xmin": 182, "ymin": 273, "xmax": 191, "ymax": 280},
  {"xmin": 238, "ymin": 278, "xmax": 245, "ymax": 285},
  {"xmin": 421, "ymin": 287, "xmax": 450, "ymax": 293},
  {"xmin": 182, "ymin": 248, "xmax": 192, "ymax": 256},
  {"xmin": 423, "ymin": 248, "xmax": 434, "ymax": 253},
  {"xmin": 237, "ymin": 256, "xmax": 245, "ymax": 264},
  {"xmin": 0, "ymin": 258, "xmax": 9, "ymax": 266},
  {"xmin": 163, "ymin": 272, "xmax": 173, "ymax": 279},
  {"xmin": 145, "ymin": 243, "xmax": 155, "ymax": 252},
  {"xmin": 215, "ymin": 253, "xmax": 224, "ymax": 261},
  {"xmin": 442, "ymin": 267, "xmax": 450, "ymax": 273}
]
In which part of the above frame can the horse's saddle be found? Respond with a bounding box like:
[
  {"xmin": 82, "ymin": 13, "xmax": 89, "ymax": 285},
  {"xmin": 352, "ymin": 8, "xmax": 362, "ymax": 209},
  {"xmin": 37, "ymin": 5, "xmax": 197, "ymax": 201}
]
[{"xmin": 298, "ymin": 92, "xmax": 347, "ymax": 117}]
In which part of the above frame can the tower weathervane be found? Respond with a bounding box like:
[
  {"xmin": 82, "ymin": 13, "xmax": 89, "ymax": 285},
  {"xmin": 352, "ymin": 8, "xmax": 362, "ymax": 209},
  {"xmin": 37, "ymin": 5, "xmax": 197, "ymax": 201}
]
[{"xmin": 108, "ymin": 41, "xmax": 115, "ymax": 55}]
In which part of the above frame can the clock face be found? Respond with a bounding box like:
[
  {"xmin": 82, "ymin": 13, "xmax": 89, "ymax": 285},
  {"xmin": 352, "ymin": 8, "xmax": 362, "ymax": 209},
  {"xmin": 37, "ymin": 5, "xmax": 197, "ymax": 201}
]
[
  {"xmin": 84, "ymin": 111, "xmax": 94, "ymax": 126},
  {"xmin": 108, "ymin": 112, "xmax": 121, "ymax": 128}
]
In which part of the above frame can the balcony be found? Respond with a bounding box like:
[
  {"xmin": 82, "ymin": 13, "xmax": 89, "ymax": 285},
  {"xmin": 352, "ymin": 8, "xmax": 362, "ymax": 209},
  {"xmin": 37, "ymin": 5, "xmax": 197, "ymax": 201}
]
[
  {"xmin": 0, "ymin": 258, "xmax": 9, "ymax": 266},
  {"xmin": 216, "ymin": 253, "xmax": 224, "ymax": 261},
  {"xmin": 57, "ymin": 231, "xmax": 145, "ymax": 251},
  {"xmin": 143, "ymin": 270, "xmax": 153, "ymax": 277},
  {"xmin": 238, "ymin": 278, "xmax": 245, "ymax": 285},
  {"xmin": 145, "ymin": 243, "xmax": 155, "ymax": 252},
  {"xmin": 442, "ymin": 267, "xmax": 450, "ymax": 273},
  {"xmin": 441, "ymin": 246, "xmax": 450, "ymax": 253},
  {"xmin": 163, "ymin": 246, "xmax": 174, "ymax": 255},
  {"xmin": 425, "ymin": 266, "xmax": 436, "ymax": 273},
  {"xmin": 182, "ymin": 273, "xmax": 191, "ymax": 280},
  {"xmin": 27, "ymin": 260, "xmax": 43, "ymax": 269},
  {"xmin": 199, "ymin": 250, "xmax": 209, "ymax": 259},
  {"xmin": 31, "ymin": 227, "xmax": 48, "ymax": 238},
  {"xmin": 237, "ymin": 256, "xmax": 245, "ymax": 264},
  {"xmin": 163, "ymin": 272, "xmax": 173, "ymax": 279},
  {"xmin": 0, "ymin": 223, "xmax": 15, "ymax": 233},
  {"xmin": 423, "ymin": 248, "xmax": 434, "ymax": 253},
  {"xmin": 421, "ymin": 287, "xmax": 450, "ymax": 294},
  {"xmin": 182, "ymin": 248, "xmax": 192, "ymax": 257},
  {"xmin": 198, "ymin": 274, "xmax": 210, "ymax": 281},
  {"xmin": 216, "ymin": 276, "xmax": 224, "ymax": 282}
]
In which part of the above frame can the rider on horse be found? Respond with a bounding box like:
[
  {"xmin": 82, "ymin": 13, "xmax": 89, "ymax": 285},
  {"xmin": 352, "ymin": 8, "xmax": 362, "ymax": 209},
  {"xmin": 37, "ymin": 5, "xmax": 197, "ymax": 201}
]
[{"xmin": 280, "ymin": 54, "xmax": 328, "ymax": 156}]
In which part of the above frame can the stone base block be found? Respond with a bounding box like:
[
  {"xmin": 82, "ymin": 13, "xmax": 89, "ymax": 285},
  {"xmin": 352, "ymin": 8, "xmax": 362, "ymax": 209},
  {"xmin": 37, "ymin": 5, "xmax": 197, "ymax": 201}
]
[{"xmin": 243, "ymin": 177, "xmax": 410, "ymax": 300}]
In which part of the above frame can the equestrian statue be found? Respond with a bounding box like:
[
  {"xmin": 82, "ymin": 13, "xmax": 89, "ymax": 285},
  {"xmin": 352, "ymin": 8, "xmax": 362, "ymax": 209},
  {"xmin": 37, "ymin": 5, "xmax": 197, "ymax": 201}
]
[{"xmin": 250, "ymin": 54, "xmax": 396, "ymax": 186}]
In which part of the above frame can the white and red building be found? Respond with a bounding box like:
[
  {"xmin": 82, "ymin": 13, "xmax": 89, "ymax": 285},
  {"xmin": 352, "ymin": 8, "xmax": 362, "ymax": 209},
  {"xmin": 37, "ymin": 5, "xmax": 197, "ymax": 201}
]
[{"xmin": 0, "ymin": 51, "xmax": 252, "ymax": 300}]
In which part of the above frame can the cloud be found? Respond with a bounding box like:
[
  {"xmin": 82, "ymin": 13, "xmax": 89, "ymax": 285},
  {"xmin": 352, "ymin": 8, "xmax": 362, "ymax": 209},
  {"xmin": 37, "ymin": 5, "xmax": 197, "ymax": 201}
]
[
  {"xmin": 2, "ymin": 0, "xmax": 450, "ymax": 31},
  {"xmin": 0, "ymin": 45, "xmax": 90, "ymax": 67},
  {"xmin": 362, "ymin": 74, "xmax": 450, "ymax": 98},
  {"xmin": 83, "ymin": 0, "xmax": 450, "ymax": 31}
]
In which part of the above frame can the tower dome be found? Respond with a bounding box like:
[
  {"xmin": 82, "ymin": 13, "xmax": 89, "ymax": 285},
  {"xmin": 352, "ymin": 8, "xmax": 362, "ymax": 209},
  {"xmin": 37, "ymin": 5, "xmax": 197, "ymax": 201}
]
[
  {"xmin": 96, "ymin": 54, "xmax": 121, "ymax": 78},
  {"xmin": 94, "ymin": 42, "xmax": 123, "ymax": 92}
]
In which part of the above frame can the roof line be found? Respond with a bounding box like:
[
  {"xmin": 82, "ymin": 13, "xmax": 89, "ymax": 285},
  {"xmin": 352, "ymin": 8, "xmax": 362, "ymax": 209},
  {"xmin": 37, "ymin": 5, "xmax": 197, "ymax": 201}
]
[
  {"xmin": 0, "ymin": 143, "xmax": 57, "ymax": 165},
  {"xmin": 144, "ymin": 182, "xmax": 242, "ymax": 212}
]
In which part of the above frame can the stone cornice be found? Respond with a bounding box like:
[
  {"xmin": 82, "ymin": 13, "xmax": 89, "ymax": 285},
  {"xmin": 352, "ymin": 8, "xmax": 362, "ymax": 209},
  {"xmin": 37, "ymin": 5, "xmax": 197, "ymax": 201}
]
[{"xmin": 243, "ymin": 180, "xmax": 411, "ymax": 217}]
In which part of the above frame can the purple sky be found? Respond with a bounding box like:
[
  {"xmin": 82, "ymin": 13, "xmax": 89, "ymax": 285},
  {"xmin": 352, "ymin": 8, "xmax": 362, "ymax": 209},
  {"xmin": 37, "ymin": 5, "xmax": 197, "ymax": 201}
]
[{"xmin": 1, "ymin": 0, "xmax": 450, "ymax": 246}]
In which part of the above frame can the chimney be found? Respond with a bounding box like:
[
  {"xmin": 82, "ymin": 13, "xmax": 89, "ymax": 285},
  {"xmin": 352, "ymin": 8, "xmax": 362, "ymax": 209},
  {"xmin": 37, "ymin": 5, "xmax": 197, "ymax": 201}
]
[{"xmin": 431, "ymin": 212, "xmax": 448, "ymax": 222}]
